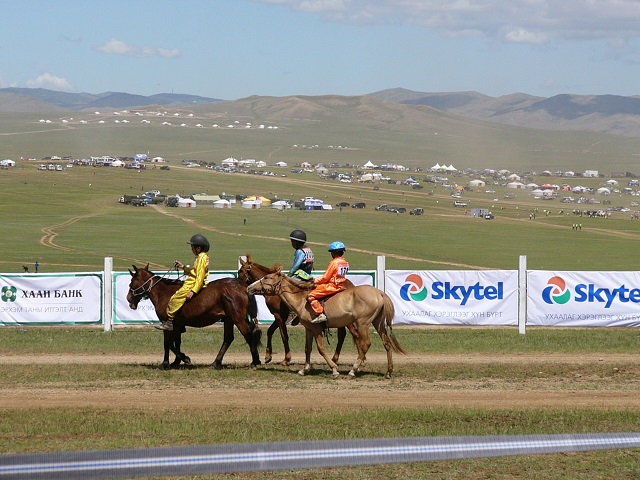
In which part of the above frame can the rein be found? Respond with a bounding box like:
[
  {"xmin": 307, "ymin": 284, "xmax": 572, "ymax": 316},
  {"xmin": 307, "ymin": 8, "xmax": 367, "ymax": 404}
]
[{"xmin": 131, "ymin": 265, "xmax": 182, "ymax": 298}]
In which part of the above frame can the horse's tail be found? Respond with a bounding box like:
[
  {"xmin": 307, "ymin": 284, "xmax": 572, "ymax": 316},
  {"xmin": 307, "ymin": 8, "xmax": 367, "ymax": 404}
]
[{"xmin": 380, "ymin": 291, "xmax": 406, "ymax": 354}]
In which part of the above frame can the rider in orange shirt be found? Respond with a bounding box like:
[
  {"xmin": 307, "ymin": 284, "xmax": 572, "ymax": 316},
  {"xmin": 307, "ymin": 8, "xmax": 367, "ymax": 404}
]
[{"xmin": 308, "ymin": 241, "xmax": 349, "ymax": 323}]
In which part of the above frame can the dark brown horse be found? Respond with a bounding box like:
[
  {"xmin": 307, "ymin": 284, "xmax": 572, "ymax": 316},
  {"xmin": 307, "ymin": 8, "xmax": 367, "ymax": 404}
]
[
  {"xmin": 127, "ymin": 265, "xmax": 262, "ymax": 370},
  {"xmin": 238, "ymin": 255, "xmax": 358, "ymax": 367}
]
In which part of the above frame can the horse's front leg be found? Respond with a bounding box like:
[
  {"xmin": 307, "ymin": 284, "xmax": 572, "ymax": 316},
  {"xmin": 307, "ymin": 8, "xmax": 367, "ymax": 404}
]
[
  {"xmin": 331, "ymin": 326, "xmax": 347, "ymax": 364},
  {"xmin": 298, "ymin": 328, "xmax": 314, "ymax": 376},
  {"xmin": 314, "ymin": 329, "xmax": 340, "ymax": 378},
  {"xmin": 169, "ymin": 332, "xmax": 191, "ymax": 368},
  {"xmin": 265, "ymin": 319, "xmax": 278, "ymax": 364},
  {"xmin": 277, "ymin": 312, "xmax": 292, "ymax": 366},
  {"xmin": 212, "ymin": 320, "xmax": 233, "ymax": 369},
  {"xmin": 161, "ymin": 331, "xmax": 173, "ymax": 370}
]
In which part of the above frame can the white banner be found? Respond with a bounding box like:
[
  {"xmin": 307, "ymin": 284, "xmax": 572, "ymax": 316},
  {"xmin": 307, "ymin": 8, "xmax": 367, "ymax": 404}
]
[
  {"xmin": 386, "ymin": 270, "xmax": 518, "ymax": 325},
  {"xmin": 527, "ymin": 271, "xmax": 640, "ymax": 327},
  {"xmin": 0, "ymin": 274, "xmax": 102, "ymax": 324}
]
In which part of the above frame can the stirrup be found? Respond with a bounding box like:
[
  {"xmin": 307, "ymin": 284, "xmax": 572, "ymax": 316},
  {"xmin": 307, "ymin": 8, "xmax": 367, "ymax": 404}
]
[{"xmin": 155, "ymin": 320, "xmax": 173, "ymax": 331}]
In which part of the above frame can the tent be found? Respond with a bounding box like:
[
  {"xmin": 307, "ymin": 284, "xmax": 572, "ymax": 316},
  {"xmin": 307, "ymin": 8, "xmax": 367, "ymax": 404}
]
[
  {"xmin": 1, "ymin": 159, "xmax": 16, "ymax": 167},
  {"xmin": 362, "ymin": 160, "xmax": 378, "ymax": 169},
  {"xmin": 468, "ymin": 179, "xmax": 485, "ymax": 188},
  {"xmin": 245, "ymin": 195, "xmax": 271, "ymax": 206},
  {"xmin": 213, "ymin": 199, "xmax": 231, "ymax": 209},
  {"xmin": 596, "ymin": 187, "xmax": 611, "ymax": 195},
  {"xmin": 271, "ymin": 200, "xmax": 291, "ymax": 210},
  {"xmin": 242, "ymin": 200, "xmax": 261, "ymax": 209},
  {"xmin": 507, "ymin": 182, "xmax": 525, "ymax": 189},
  {"xmin": 178, "ymin": 198, "xmax": 196, "ymax": 208}
]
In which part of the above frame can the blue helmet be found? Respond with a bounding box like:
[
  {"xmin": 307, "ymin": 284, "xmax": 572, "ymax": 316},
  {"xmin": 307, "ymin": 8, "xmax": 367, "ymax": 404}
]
[{"xmin": 328, "ymin": 241, "xmax": 346, "ymax": 252}]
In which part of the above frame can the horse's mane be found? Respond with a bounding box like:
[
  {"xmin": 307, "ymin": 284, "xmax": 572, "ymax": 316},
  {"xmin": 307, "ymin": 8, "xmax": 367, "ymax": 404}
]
[
  {"xmin": 244, "ymin": 253, "xmax": 281, "ymax": 274},
  {"xmin": 282, "ymin": 273, "xmax": 315, "ymax": 291}
]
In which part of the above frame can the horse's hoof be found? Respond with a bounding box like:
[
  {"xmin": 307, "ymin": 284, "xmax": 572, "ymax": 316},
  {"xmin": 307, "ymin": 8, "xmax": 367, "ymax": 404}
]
[
  {"xmin": 182, "ymin": 356, "xmax": 191, "ymax": 365},
  {"xmin": 348, "ymin": 370, "xmax": 356, "ymax": 377},
  {"xmin": 280, "ymin": 360, "xmax": 290, "ymax": 366},
  {"xmin": 297, "ymin": 369, "xmax": 306, "ymax": 376},
  {"xmin": 265, "ymin": 356, "xmax": 272, "ymax": 365},
  {"xmin": 211, "ymin": 362, "xmax": 223, "ymax": 370},
  {"xmin": 332, "ymin": 371, "xmax": 341, "ymax": 378},
  {"xmin": 159, "ymin": 362, "xmax": 170, "ymax": 370}
]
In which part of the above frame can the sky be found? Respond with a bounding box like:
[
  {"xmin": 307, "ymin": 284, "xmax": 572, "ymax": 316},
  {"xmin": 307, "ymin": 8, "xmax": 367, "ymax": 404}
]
[{"xmin": 3, "ymin": 0, "xmax": 640, "ymax": 100}]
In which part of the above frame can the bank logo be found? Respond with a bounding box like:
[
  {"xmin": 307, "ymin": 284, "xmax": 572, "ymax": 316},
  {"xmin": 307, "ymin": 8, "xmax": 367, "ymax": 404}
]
[
  {"xmin": 400, "ymin": 274, "xmax": 428, "ymax": 301},
  {"xmin": 1, "ymin": 286, "xmax": 17, "ymax": 302},
  {"xmin": 542, "ymin": 276, "xmax": 571, "ymax": 305}
]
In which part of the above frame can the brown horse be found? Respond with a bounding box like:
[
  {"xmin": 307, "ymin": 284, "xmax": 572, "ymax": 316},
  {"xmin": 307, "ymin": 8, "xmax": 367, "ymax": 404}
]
[
  {"xmin": 238, "ymin": 255, "xmax": 357, "ymax": 366},
  {"xmin": 127, "ymin": 265, "xmax": 262, "ymax": 370},
  {"xmin": 247, "ymin": 270, "xmax": 405, "ymax": 378}
]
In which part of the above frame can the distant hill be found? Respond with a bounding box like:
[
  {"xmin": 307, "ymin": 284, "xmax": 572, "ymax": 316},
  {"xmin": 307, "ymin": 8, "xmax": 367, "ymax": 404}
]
[
  {"xmin": 0, "ymin": 88, "xmax": 223, "ymax": 112},
  {"xmin": 3, "ymin": 86, "xmax": 640, "ymax": 137},
  {"xmin": 368, "ymin": 88, "xmax": 640, "ymax": 137}
]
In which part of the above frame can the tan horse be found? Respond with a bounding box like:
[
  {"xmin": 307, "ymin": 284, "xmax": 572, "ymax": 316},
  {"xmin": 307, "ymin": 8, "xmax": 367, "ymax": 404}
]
[{"xmin": 247, "ymin": 270, "xmax": 405, "ymax": 379}]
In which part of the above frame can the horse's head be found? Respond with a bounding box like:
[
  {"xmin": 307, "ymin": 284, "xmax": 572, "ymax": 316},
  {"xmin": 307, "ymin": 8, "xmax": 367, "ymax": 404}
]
[
  {"xmin": 126, "ymin": 264, "xmax": 155, "ymax": 309},
  {"xmin": 237, "ymin": 255, "xmax": 254, "ymax": 286},
  {"xmin": 246, "ymin": 269, "xmax": 284, "ymax": 296},
  {"xmin": 238, "ymin": 255, "xmax": 281, "ymax": 286}
]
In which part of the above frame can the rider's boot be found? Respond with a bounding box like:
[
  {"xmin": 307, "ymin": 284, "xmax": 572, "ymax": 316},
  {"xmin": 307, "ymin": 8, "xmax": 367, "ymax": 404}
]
[
  {"xmin": 155, "ymin": 318, "xmax": 174, "ymax": 331},
  {"xmin": 311, "ymin": 312, "xmax": 327, "ymax": 324}
]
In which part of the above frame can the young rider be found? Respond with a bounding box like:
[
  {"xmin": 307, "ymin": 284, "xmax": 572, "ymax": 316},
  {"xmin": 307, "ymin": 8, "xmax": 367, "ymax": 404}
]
[
  {"xmin": 308, "ymin": 241, "xmax": 349, "ymax": 323},
  {"xmin": 288, "ymin": 229, "xmax": 314, "ymax": 280},
  {"xmin": 156, "ymin": 233, "xmax": 210, "ymax": 331}
]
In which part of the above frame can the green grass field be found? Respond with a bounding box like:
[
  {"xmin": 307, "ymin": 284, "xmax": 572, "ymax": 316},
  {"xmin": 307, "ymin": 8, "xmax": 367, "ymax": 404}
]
[{"xmin": 2, "ymin": 160, "xmax": 640, "ymax": 274}]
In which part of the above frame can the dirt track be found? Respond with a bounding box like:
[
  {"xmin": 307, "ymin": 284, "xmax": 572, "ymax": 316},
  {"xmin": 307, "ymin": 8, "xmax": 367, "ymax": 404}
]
[{"xmin": 3, "ymin": 352, "xmax": 638, "ymax": 411}]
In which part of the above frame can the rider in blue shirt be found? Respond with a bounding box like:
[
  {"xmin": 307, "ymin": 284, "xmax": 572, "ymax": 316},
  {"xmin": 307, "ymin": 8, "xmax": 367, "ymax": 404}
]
[
  {"xmin": 288, "ymin": 229, "xmax": 314, "ymax": 280},
  {"xmin": 286, "ymin": 229, "xmax": 314, "ymax": 324}
]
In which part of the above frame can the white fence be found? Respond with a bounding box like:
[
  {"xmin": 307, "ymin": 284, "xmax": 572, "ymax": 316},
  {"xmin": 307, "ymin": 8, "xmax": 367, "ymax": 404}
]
[{"xmin": 2, "ymin": 256, "xmax": 640, "ymax": 332}]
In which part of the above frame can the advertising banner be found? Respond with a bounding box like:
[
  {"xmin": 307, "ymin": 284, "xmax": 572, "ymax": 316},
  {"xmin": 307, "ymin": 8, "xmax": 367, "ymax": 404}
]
[
  {"xmin": 386, "ymin": 270, "xmax": 518, "ymax": 326},
  {"xmin": 527, "ymin": 271, "xmax": 640, "ymax": 327},
  {"xmin": 0, "ymin": 274, "xmax": 102, "ymax": 324}
]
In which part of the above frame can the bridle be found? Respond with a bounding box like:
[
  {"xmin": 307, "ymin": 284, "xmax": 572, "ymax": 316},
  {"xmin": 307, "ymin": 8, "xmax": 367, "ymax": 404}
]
[
  {"xmin": 256, "ymin": 274, "xmax": 285, "ymax": 296},
  {"xmin": 129, "ymin": 273, "xmax": 163, "ymax": 298}
]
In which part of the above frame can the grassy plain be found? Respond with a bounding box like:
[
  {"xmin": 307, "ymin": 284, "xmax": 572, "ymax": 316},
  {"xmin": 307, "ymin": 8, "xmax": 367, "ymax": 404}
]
[{"xmin": 2, "ymin": 159, "xmax": 640, "ymax": 274}]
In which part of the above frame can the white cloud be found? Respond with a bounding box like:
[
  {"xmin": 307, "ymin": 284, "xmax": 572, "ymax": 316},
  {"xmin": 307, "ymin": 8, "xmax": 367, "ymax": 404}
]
[
  {"xmin": 96, "ymin": 39, "xmax": 181, "ymax": 58},
  {"xmin": 26, "ymin": 73, "xmax": 75, "ymax": 91},
  {"xmin": 255, "ymin": 0, "xmax": 640, "ymax": 45}
]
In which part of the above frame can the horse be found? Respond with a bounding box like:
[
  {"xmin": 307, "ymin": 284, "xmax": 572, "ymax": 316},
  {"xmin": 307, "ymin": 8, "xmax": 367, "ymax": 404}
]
[
  {"xmin": 127, "ymin": 265, "xmax": 262, "ymax": 370},
  {"xmin": 247, "ymin": 270, "xmax": 405, "ymax": 379},
  {"xmin": 238, "ymin": 255, "xmax": 358, "ymax": 366}
]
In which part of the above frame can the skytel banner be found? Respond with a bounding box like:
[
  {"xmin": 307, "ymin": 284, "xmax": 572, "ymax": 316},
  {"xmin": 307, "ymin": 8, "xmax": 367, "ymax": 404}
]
[
  {"xmin": 385, "ymin": 270, "xmax": 518, "ymax": 326},
  {"xmin": 0, "ymin": 274, "xmax": 102, "ymax": 324},
  {"xmin": 527, "ymin": 271, "xmax": 640, "ymax": 327}
]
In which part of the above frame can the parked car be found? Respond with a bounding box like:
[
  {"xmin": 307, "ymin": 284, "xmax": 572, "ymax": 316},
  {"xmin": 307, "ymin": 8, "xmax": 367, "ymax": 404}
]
[
  {"xmin": 388, "ymin": 207, "xmax": 406, "ymax": 213},
  {"xmin": 352, "ymin": 202, "xmax": 366, "ymax": 209},
  {"xmin": 485, "ymin": 213, "xmax": 495, "ymax": 219},
  {"xmin": 335, "ymin": 201, "xmax": 350, "ymax": 207},
  {"xmin": 375, "ymin": 204, "xmax": 388, "ymax": 211},
  {"xmin": 454, "ymin": 200, "xmax": 468, "ymax": 207},
  {"xmin": 410, "ymin": 208, "xmax": 424, "ymax": 215}
]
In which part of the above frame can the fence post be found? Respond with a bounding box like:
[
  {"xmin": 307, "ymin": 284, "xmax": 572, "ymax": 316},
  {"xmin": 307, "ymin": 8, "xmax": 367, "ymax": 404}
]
[
  {"xmin": 518, "ymin": 255, "xmax": 527, "ymax": 334},
  {"xmin": 103, "ymin": 257, "xmax": 113, "ymax": 332},
  {"xmin": 376, "ymin": 255, "xmax": 385, "ymax": 291}
]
